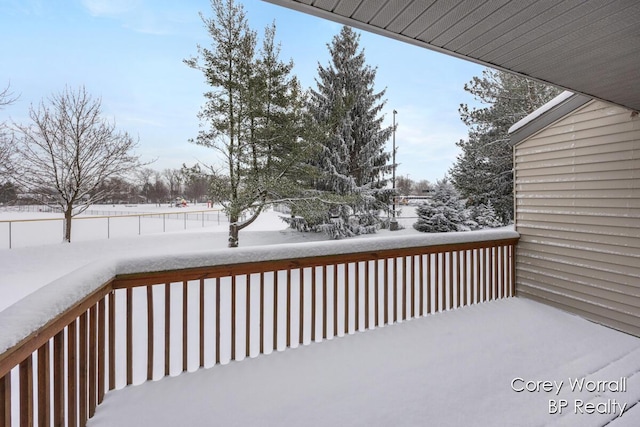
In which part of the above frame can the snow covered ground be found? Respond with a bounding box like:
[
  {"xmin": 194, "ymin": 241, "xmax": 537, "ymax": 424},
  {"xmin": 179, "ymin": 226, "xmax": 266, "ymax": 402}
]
[{"xmin": 2, "ymin": 206, "xmax": 639, "ymax": 426}]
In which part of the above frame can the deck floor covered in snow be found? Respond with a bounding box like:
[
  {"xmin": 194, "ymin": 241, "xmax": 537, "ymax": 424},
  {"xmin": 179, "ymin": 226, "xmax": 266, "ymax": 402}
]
[{"xmin": 88, "ymin": 298, "xmax": 640, "ymax": 427}]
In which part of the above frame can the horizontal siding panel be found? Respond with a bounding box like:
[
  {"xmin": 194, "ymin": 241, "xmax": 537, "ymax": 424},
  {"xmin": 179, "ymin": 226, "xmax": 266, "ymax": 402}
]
[
  {"xmin": 517, "ymin": 205, "xmax": 640, "ymax": 218},
  {"xmin": 516, "ymin": 196, "xmax": 640, "ymax": 209},
  {"xmin": 516, "ymin": 211, "xmax": 640, "ymax": 229},
  {"xmin": 517, "ymin": 256, "xmax": 640, "ymax": 295},
  {"xmin": 515, "ymin": 177, "xmax": 639, "ymax": 192},
  {"xmin": 516, "ymin": 221, "xmax": 640, "ymax": 239},
  {"xmin": 517, "ymin": 149, "xmax": 639, "ymax": 172},
  {"xmin": 515, "ymin": 138, "xmax": 638, "ymax": 165},
  {"xmin": 517, "ymin": 162, "xmax": 640, "ymax": 180},
  {"xmin": 518, "ymin": 291, "xmax": 640, "ymax": 337},
  {"xmin": 517, "ymin": 280, "xmax": 639, "ymax": 326},
  {"xmin": 515, "ymin": 188, "xmax": 640, "ymax": 199},
  {"xmin": 517, "ymin": 125, "xmax": 639, "ymax": 156},
  {"xmin": 516, "ymin": 224, "xmax": 640, "ymax": 250},
  {"xmin": 517, "ymin": 241, "xmax": 640, "ymax": 272},
  {"xmin": 517, "ymin": 268, "xmax": 640, "ymax": 310}
]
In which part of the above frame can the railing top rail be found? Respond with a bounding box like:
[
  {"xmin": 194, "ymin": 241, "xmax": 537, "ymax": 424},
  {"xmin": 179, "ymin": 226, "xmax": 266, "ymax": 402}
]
[{"xmin": 0, "ymin": 228, "xmax": 519, "ymax": 375}]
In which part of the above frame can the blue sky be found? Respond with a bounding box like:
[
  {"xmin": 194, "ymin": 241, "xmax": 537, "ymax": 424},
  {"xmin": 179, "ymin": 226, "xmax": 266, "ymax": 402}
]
[{"xmin": 1, "ymin": 0, "xmax": 487, "ymax": 183}]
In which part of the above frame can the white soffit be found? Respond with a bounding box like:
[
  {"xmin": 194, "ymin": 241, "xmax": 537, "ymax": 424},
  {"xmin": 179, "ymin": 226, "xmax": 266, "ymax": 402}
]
[{"xmin": 264, "ymin": 0, "xmax": 640, "ymax": 112}]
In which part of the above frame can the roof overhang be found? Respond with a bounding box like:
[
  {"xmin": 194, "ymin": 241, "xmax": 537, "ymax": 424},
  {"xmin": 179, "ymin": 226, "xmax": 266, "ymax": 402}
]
[
  {"xmin": 263, "ymin": 0, "xmax": 640, "ymax": 112},
  {"xmin": 508, "ymin": 91, "xmax": 592, "ymax": 146}
]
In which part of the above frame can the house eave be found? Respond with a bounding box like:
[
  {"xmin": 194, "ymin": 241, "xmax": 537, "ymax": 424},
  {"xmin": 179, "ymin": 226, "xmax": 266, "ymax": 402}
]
[{"xmin": 509, "ymin": 93, "xmax": 593, "ymax": 147}]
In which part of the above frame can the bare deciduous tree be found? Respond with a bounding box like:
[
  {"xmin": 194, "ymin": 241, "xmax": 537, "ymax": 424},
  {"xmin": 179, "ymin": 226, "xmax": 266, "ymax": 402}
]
[
  {"xmin": 13, "ymin": 86, "xmax": 144, "ymax": 242},
  {"xmin": 0, "ymin": 83, "xmax": 18, "ymax": 180}
]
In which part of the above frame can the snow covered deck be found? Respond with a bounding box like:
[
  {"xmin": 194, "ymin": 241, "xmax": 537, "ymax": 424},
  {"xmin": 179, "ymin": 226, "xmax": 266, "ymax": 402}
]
[
  {"xmin": 1, "ymin": 220, "xmax": 638, "ymax": 426},
  {"xmin": 88, "ymin": 298, "xmax": 640, "ymax": 427}
]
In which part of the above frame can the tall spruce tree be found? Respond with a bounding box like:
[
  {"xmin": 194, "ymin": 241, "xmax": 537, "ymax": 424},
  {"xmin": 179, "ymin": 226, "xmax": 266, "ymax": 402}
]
[
  {"xmin": 450, "ymin": 69, "xmax": 560, "ymax": 223},
  {"xmin": 293, "ymin": 26, "xmax": 393, "ymax": 238},
  {"xmin": 185, "ymin": 0, "xmax": 307, "ymax": 247}
]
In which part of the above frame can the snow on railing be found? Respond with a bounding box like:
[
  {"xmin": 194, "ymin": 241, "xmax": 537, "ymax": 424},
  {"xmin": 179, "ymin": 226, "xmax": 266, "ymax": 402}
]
[{"xmin": 0, "ymin": 229, "xmax": 519, "ymax": 426}]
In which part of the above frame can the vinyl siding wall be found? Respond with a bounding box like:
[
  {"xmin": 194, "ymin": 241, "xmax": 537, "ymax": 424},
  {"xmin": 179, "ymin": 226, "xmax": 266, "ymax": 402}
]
[{"xmin": 514, "ymin": 100, "xmax": 640, "ymax": 337}]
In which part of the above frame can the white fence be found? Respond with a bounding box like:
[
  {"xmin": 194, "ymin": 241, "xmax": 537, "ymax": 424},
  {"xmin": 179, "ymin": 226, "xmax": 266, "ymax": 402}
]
[{"xmin": 0, "ymin": 209, "xmax": 232, "ymax": 249}]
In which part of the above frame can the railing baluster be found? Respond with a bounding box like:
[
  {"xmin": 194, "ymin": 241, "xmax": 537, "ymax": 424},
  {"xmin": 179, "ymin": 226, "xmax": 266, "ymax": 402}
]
[
  {"xmin": 449, "ymin": 251, "xmax": 454, "ymax": 310},
  {"xmin": 108, "ymin": 291, "xmax": 115, "ymax": 391},
  {"xmin": 426, "ymin": 254, "xmax": 431, "ymax": 315},
  {"xmin": 68, "ymin": 319, "xmax": 78, "ymax": 427},
  {"xmin": 393, "ymin": 257, "xmax": 398, "ymax": 323},
  {"xmin": 322, "ymin": 265, "xmax": 327, "ymax": 340},
  {"xmin": 286, "ymin": 269, "xmax": 291, "ymax": 348},
  {"xmin": 183, "ymin": 280, "xmax": 188, "ymax": 372},
  {"xmin": 434, "ymin": 253, "xmax": 440, "ymax": 312},
  {"xmin": 364, "ymin": 261, "xmax": 370, "ymax": 330},
  {"xmin": 200, "ymin": 279, "xmax": 205, "ymax": 368},
  {"xmin": 164, "ymin": 283, "xmax": 171, "ymax": 376},
  {"xmin": 98, "ymin": 297, "xmax": 106, "ymax": 404},
  {"xmin": 383, "ymin": 258, "xmax": 389, "ymax": 325},
  {"xmin": 462, "ymin": 250, "xmax": 467, "ymax": 307},
  {"xmin": 215, "ymin": 278, "xmax": 221, "ymax": 364},
  {"xmin": 260, "ymin": 272, "xmax": 265, "ymax": 354},
  {"xmin": 411, "ymin": 256, "xmax": 416, "ymax": 319},
  {"xmin": 311, "ymin": 267, "xmax": 317, "ymax": 342},
  {"xmin": 54, "ymin": 330, "xmax": 65, "ymax": 424},
  {"xmin": 344, "ymin": 263, "xmax": 349, "ymax": 334},
  {"xmin": 79, "ymin": 311, "xmax": 88, "ymax": 426},
  {"xmin": 147, "ymin": 286, "xmax": 155, "ymax": 380},
  {"xmin": 246, "ymin": 274, "xmax": 251, "ymax": 357},
  {"xmin": 333, "ymin": 266, "xmax": 338, "ymax": 337},
  {"xmin": 355, "ymin": 262, "xmax": 360, "ymax": 332},
  {"xmin": 231, "ymin": 275, "xmax": 236, "ymax": 360},
  {"xmin": 374, "ymin": 260, "xmax": 379, "ymax": 327},
  {"xmin": 500, "ymin": 245, "xmax": 506, "ymax": 299},
  {"xmin": 510, "ymin": 243, "xmax": 516, "ymax": 297},
  {"xmin": 89, "ymin": 304, "xmax": 97, "ymax": 417},
  {"xmin": 402, "ymin": 256, "xmax": 407, "ymax": 321},
  {"xmin": 1, "ymin": 372, "xmax": 10, "ymax": 427},
  {"xmin": 37, "ymin": 341, "xmax": 50, "ymax": 427},
  {"xmin": 126, "ymin": 288, "xmax": 133, "ymax": 385},
  {"xmin": 272, "ymin": 273, "xmax": 278, "ymax": 352},
  {"xmin": 299, "ymin": 269, "xmax": 304, "ymax": 345},
  {"xmin": 419, "ymin": 255, "xmax": 424, "ymax": 316},
  {"xmin": 19, "ymin": 355, "xmax": 33, "ymax": 427}
]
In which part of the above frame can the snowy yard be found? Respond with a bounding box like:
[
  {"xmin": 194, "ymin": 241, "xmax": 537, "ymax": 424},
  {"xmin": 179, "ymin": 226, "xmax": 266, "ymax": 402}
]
[{"xmin": 1, "ymin": 206, "xmax": 639, "ymax": 426}]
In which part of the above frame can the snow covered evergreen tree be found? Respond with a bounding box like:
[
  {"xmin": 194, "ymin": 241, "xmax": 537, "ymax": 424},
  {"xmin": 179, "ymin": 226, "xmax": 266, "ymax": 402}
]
[
  {"xmin": 287, "ymin": 26, "xmax": 393, "ymax": 238},
  {"xmin": 413, "ymin": 179, "xmax": 473, "ymax": 233},
  {"xmin": 450, "ymin": 69, "xmax": 560, "ymax": 224},
  {"xmin": 470, "ymin": 201, "xmax": 501, "ymax": 229}
]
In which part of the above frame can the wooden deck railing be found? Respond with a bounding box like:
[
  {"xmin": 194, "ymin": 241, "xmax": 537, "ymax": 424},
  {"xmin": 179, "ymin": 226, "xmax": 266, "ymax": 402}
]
[{"xmin": 0, "ymin": 232, "xmax": 518, "ymax": 427}]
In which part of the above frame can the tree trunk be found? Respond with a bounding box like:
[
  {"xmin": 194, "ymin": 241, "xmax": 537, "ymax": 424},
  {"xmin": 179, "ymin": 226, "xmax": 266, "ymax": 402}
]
[
  {"xmin": 63, "ymin": 206, "xmax": 73, "ymax": 243},
  {"xmin": 228, "ymin": 212, "xmax": 239, "ymax": 248}
]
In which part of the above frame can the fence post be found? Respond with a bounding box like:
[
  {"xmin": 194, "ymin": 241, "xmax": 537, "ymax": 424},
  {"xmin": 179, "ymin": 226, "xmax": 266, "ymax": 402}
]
[
  {"xmin": 139, "ymin": 216, "xmax": 141, "ymax": 235},
  {"xmin": 184, "ymin": 213, "xmax": 187, "ymax": 230},
  {"xmin": 8, "ymin": 222, "xmax": 11, "ymax": 249},
  {"xmin": 163, "ymin": 214, "xmax": 166, "ymax": 233},
  {"xmin": 107, "ymin": 217, "xmax": 110, "ymax": 239}
]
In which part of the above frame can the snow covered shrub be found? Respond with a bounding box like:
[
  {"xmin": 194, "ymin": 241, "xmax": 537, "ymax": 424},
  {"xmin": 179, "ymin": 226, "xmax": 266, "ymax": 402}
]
[{"xmin": 413, "ymin": 179, "xmax": 473, "ymax": 233}]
